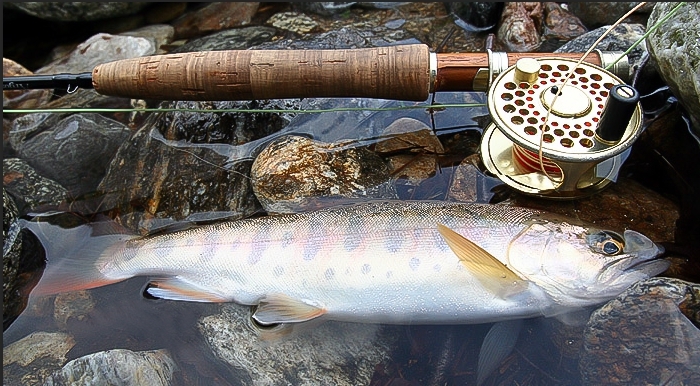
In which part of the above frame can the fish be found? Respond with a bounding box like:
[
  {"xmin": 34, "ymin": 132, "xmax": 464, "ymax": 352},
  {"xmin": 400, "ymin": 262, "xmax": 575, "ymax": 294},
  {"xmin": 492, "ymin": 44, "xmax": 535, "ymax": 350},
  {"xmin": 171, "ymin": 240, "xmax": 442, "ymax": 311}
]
[{"xmin": 23, "ymin": 200, "xmax": 668, "ymax": 327}]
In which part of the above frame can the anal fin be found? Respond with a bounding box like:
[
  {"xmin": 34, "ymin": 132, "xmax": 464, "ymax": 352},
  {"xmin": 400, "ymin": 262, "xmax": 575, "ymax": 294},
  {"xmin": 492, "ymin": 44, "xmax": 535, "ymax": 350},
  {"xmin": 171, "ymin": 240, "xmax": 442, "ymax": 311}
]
[
  {"xmin": 253, "ymin": 294, "xmax": 326, "ymax": 325},
  {"xmin": 437, "ymin": 224, "xmax": 528, "ymax": 298},
  {"xmin": 145, "ymin": 277, "xmax": 229, "ymax": 302}
]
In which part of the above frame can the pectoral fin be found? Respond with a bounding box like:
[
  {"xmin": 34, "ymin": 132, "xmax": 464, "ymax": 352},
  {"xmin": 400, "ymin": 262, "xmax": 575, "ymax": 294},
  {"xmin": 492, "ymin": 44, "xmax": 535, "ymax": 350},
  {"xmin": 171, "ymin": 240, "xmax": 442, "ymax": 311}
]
[
  {"xmin": 437, "ymin": 224, "xmax": 528, "ymax": 298},
  {"xmin": 145, "ymin": 277, "xmax": 229, "ymax": 302},
  {"xmin": 253, "ymin": 294, "xmax": 327, "ymax": 325}
]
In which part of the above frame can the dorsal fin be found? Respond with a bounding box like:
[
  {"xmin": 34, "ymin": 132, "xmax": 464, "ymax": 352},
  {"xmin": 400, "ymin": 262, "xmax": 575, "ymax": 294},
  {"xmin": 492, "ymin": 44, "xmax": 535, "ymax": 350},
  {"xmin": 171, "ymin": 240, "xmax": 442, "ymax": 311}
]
[{"xmin": 437, "ymin": 224, "xmax": 528, "ymax": 298}]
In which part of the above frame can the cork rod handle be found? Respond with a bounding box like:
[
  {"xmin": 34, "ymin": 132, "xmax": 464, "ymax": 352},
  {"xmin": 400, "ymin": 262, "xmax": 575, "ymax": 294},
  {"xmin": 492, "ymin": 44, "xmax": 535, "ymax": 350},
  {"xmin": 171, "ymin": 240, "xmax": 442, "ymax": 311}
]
[{"xmin": 92, "ymin": 44, "xmax": 432, "ymax": 101}]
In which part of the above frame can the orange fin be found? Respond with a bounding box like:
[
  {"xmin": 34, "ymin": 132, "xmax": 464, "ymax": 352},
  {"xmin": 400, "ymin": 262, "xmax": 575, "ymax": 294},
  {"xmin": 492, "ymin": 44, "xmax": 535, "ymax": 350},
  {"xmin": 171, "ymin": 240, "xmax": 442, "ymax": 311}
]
[
  {"xmin": 146, "ymin": 277, "xmax": 229, "ymax": 302},
  {"xmin": 252, "ymin": 294, "xmax": 326, "ymax": 325},
  {"xmin": 437, "ymin": 223, "xmax": 528, "ymax": 298}
]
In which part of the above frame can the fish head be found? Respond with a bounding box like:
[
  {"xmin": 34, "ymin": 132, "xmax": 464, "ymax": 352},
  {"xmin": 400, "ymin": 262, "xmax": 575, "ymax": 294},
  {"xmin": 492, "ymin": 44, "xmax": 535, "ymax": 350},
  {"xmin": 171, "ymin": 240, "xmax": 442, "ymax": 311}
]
[{"xmin": 508, "ymin": 219, "xmax": 668, "ymax": 307}]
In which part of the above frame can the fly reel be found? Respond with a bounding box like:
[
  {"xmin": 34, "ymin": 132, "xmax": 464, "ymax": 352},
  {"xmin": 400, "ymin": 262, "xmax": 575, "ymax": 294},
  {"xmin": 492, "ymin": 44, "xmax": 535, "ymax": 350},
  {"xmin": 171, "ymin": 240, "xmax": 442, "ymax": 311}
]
[{"xmin": 480, "ymin": 56, "xmax": 642, "ymax": 199}]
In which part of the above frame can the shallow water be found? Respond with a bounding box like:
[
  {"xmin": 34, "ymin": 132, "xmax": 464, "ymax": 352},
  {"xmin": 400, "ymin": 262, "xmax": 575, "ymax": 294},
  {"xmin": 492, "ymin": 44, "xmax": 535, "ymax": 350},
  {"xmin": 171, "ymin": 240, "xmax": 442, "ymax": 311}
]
[{"xmin": 5, "ymin": 86, "xmax": 700, "ymax": 385}]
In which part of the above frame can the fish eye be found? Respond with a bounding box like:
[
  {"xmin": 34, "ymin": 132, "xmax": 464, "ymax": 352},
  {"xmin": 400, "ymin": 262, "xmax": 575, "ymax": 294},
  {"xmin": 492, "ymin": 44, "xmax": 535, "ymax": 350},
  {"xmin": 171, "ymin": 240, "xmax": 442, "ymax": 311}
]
[{"xmin": 587, "ymin": 231, "xmax": 625, "ymax": 256}]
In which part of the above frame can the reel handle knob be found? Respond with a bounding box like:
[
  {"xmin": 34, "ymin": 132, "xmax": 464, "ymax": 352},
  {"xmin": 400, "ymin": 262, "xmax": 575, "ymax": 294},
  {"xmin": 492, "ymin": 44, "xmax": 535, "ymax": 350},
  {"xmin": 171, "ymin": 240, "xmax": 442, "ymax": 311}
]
[{"xmin": 595, "ymin": 84, "xmax": 640, "ymax": 144}]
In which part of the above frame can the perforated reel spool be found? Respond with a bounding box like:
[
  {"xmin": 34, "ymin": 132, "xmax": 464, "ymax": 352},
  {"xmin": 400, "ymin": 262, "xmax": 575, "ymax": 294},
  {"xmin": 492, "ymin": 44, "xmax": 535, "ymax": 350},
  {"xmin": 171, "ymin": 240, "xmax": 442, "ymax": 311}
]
[{"xmin": 480, "ymin": 58, "xmax": 643, "ymax": 199}]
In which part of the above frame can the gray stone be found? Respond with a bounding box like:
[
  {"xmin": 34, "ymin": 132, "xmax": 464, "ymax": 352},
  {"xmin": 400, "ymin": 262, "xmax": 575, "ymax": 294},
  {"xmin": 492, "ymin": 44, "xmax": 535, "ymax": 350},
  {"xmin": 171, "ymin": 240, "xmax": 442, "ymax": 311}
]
[
  {"xmin": 3, "ymin": 158, "xmax": 68, "ymax": 212},
  {"xmin": 250, "ymin": 135, "xmax": 396, "ymax": 214},
  {"xmin": 14, "ymin": 113, "xmax": 131, "ymax": 198},
  {"xmin": 566, "ymin": 2, "xmax": 654, "ymax": 29},
  {"xmin": 3, "ymin": 2, "xmax": 149, "ymax": 22},
  {"xmin": 171, "ymin": 26, "xmax": 276, "ymax": 53},
  {"xmin": 555, "ymin": 23, "xmax": 648, "ymax": 83},
  {"xmin": 580, "ymin": 277, "xmax": 700, "ymax": 385},
  {"xmin": 199, "ymin": 303, "xmax": 399, "ymax": 386},
  {"xmin": 646, "ymin": 2, "xmax": 700, "ymax": 136},
  {"xmin": 35, "ymin": 32, "xmax": 155, "ymax": 75},
  {"xmin": 43, "ymin": 348, "xmax": 177, "ymax": 386},
  {"xmin": 266, "ymin": 12, "xmax": 320, "ymax": 35},
  {"xmin": 2, "ymin": 331, "xmax": 76, "ymax": 385},
  {"xmin": 119, "ymin": 24, "xmax": 175, "ymax": 55}
]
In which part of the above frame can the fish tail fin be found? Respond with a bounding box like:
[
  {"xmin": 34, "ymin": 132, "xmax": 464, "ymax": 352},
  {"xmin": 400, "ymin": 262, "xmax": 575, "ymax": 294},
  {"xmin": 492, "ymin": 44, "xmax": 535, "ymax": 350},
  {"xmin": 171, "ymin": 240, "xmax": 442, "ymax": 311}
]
[{"xmin": 20, "ymin": 218, "xmax": 138, "ymax": 296}]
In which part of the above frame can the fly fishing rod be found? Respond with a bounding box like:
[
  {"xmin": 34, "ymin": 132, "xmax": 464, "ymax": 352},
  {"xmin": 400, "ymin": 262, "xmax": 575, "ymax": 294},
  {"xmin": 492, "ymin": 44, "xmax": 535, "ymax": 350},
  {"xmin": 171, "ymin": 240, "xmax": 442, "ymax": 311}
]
[
  {"xmin": 2, "ymin": 45, "xmax": 638, "ymax": 200},
  {"xmin": 2, "ymin": 45, "xmax": 627, "ymax": 101}
]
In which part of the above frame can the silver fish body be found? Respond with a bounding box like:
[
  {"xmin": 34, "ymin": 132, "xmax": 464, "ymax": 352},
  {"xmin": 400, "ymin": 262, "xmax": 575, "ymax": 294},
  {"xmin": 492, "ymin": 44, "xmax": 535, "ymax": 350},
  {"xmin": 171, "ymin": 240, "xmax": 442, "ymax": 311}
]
[{"xmin": 29, "ymin": 200, "xmax": 668, "ymax": 326}]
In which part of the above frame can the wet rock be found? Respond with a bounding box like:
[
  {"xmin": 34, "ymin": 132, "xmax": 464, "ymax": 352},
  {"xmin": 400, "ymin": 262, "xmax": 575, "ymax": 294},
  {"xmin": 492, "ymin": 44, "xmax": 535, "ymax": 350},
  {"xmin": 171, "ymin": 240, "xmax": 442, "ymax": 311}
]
[
  {"xmin": 2, "ymin": 331, "xmax": 76, "ymax": 385},
  {"xmin": 447, "ymin": 153, "xmax": 504, "ymax": 204},
  {"xmin": 53, "ymin": 291, "xmax": 95, "ymax": 330},
  {"xmin": 35, "ymin": 32, "xmax": 155, "ymax": 75},
  {"xmin": 251, "ymin": 135, "xmax": 396, "ymax": 214},
  {"xmin": 171, "ymin": 2, "xmax": 260, "ymax": 40},
  {"xmin": 199, "ymin": 303, "xmax": 399, "ymax": 386},
  {"xmin": 446, "ymin": 2, "xmax": 504, "ymax": 32},
  {"xmin": 646, "ymin": 2, "xmax": 700, "ymax": 135},
  {"xmin": 96, "ymin": 99, "xmax": 294, "ymax": 232},
  {"xmin": 3, "ymin": 158, "xmax": 68, "ymax": 212},
  {"xmin": 496, "ymin": 2, "xmax": 544, "ymax": 52},
  {"xmin": 266, "ymin": 11, "xmax": 320, "ymax": 35},
  {"xmin": 3, "ymin": 188, "xmax": 23, "ymax": 327},
  {"xmin": 170, "ymin": 26, "xmax": 276, "ymax": 53},
  {"xmin": 555, "ymin": 23, "xmax": 649, "ymax": 84},
  {"xmin": 12, "ymin": 113, "xmax": 131, "ymax": 198},
  {"xmin": 374, "ymin": 117, "xmax": 444, "ymax": 185},
  {"xmin": 580, "ymin": 277, "xmax": 700, "ymax": 385},
  {"xmin": 512, "ymin": 177, "xmax": 679, "ymax": 243},
  {"xmin": 43, "ymin": 348, "xmax": 177, "ymax": 386},
  {"xmin": 4, "ymin": 2, "xmax": 149, "ymax": 22},
  {"xmin": 541, "ymin": 2, "xmax": 588, "ymax": 49},
  {"xmin": 566, "ymin": 2, "xmax": 655, "ymax": 29},
  {"xmin": 295, "ymin": 2, "xmax": 357, "ymax": 16}
]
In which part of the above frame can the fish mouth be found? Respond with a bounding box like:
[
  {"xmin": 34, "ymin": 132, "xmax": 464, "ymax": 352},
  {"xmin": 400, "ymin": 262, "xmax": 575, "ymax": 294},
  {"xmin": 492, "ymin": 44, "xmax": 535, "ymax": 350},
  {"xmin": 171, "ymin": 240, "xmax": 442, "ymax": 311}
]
[{"xmin": 598, "ymin": 230, "xmax": 668, "ymax": 281}]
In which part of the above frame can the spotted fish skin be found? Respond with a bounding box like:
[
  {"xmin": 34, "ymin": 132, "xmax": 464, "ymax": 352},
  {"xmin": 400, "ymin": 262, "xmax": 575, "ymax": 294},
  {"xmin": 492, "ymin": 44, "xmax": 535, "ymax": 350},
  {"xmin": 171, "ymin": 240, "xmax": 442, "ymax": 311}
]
[{"xmin": 28, "ymin": 200, "xmax": 667, "ymax": 325}]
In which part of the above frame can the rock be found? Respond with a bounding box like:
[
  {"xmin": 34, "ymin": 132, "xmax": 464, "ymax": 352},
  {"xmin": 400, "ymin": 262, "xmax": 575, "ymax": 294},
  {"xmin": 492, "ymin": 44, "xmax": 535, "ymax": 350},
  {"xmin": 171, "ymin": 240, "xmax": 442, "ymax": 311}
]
[
  {"xmin": 3, "ymin": 158, "xmax": 68, "ymax": 213},
  {"xmin": 13, "ymin": 113, "xmax": 131, "ymax": 198},
  {"xmin": 251, "ymin": 135, "xmax": 396, "ymax": 214},
  {"xmin": 266, "ymin": 11, "xmax": 320, "ymax": 35},
  {"xmin": 3, "ymin": 188, "xmax": 23, "ymax": 327},
  {"xmin": 35, "ymin": 32, "xmax": 155, "ymax": 75},
  {"xmin": 512, "ymin": 177, "xmax": 679, "ymax": 243},
  {"xmin": 496, "ymin": 2, "xmax": 544, "ymax": 52},
  {"xmin": 3, "ymin": 2, "xmax": 149, "ymax": 22},
  {"xmin": 96, "ymin": 99, "xmax": 293, "ymax": 233},
  {"xmin": 171, "ymin": 2, "xmax": 260, "ymax": 40},
  {"xmin": 199, "ymin": 303, "xmax": 399, "ymax": 386},
  {"xmin": 170, "ymin": 26, "xmax": 276, "ymax": 53},
  {"xmin": 445, "ymin": 2, "xmax": 504, "ymax": 32},
  {"xmin": 43, "ymin": 349, "xmax": 177, "ymax": 386},
  {"xmin": 53, "ymin": 291, "xmax": 95, "ymax": 330},
  {"xmin": 646, "ymin": 2, "xmax": 700, "ymax": 136},
  {"xmin": 566, "ymin": 2, "xmax": 655, "ymax": 29},
  {"xmin": 374, "ymin": 117, "xmax": 444, "ymax": 185},
  {"xmin": 580, "ymin": 277, "xmax": 700, "ymax": 385},
  {"xmin": 2, "ymin": 331, "xmax": 76, "ymax": 385},
  {"xmin": 119, "ymin": 24, "xmax": 175, "ymax": 55},
  {"xmin": 541, "ymin": 2, "xmax": 588, "ymax": 49},
  {"xmin": 447, "ymin": 153, "xmax": 504, "ymax": 203},
  {"xmin": 555, "ymin": 23, "xmax": 648, "ymax": 84}
]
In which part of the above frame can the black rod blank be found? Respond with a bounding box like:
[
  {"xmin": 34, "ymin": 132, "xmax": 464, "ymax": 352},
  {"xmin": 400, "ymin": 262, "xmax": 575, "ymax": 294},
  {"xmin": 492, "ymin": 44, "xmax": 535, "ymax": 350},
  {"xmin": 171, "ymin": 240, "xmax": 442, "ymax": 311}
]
[{"xmin": 3, "ymin": 72, "xmax": 93, "ymax": 91}]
